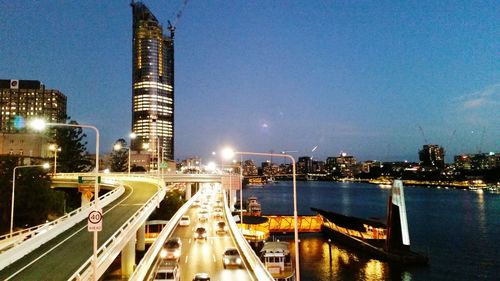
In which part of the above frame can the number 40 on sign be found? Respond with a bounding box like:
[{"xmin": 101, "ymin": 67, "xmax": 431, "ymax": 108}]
[{"xmin": 88, "ymin": 208, "xmax": 103, "ymax": 232}]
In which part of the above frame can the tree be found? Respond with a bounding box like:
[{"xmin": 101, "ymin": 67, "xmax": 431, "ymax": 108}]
[
  {"xmin": 14, "ymin": 168, "xmax": 64, "ymax": 227},
  {"xmin": 109, "ymin": 138, "xmax": 128, "ymax": 172},
  {"xmin": 51, "ymin": 117, "xmax": 93, "ymax": 172},
  {"xmin": 0, "ymin": 156, "xmax": 64, "ymax": 234},
  {"xmin": 149, "ymin": 190, "xmax": 186, "ymax": 220}
]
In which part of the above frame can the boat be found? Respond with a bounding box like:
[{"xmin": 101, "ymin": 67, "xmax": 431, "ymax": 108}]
[
  {"xmin": 247, "ymin": 196, "xmax": 262, "ymax": 216},
  {"xmin": 260, "ymin": 241, "xmax": 295, "ymax": 281},
  {"xmin": 247, "ymin": 177, "xmax": 265, "ymax": 188},
  {"xmin": 312, "ymin": 180, "xmax": 428, "ymax": 265}
]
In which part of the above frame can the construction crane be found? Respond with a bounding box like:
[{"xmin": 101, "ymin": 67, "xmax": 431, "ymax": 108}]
[
  {"xmin": 444, "ymin": 129, "xmax": 456, "ymax": 156},
  {"xmin": 418, "ymin": 125, "xmax": 429, "ymax": 144},
  {"xmin": 168, "ymin": 0, "xmax": 189, "ymax": 38}
]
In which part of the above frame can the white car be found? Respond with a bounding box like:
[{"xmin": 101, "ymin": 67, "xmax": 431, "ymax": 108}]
[
  {"xmin": 179, "ymin": 216, "xmax": 190, "ymax": 226},
  {"xmin": 198, "ymin": 210, "xmax": 209, "ymax": 222}
]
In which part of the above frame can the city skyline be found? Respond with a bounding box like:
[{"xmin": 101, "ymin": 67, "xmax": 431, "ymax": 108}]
[{"xmin": 1, "ymin": 1, "xmax": 498, "ymax": 163}]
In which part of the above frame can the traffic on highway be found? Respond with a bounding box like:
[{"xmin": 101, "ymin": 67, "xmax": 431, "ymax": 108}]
[{"xmin": 151, "ymin": 184, "xmax": 253, "ymax": 281}]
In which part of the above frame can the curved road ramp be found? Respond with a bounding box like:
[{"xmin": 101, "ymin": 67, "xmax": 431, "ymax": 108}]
[{"xmin": 0, "ymin": 174, "xmax": 166, "ymax": 281}]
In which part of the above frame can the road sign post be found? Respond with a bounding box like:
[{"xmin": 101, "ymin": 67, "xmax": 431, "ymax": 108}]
[{"xmin": 88, "ymin": 208, "xmax": 103, "ymax": 232}]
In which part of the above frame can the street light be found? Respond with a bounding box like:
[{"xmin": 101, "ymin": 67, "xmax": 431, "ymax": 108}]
[
  {"xmin": 222, "ymin": 147, "xmax": 300, "ymax": 281},
  {"xmin": 11, "ymin": 163, "xmax": 50, "ymax": 236},
  {"xmin": 129, "ymin": 132, "xmax": 136, "ymax": 174},
  {"xmin": 30, "ymin": 118, "xmax": 101, "ymax": 281},
  {"xmin": 48, "ymin": 144, "xmax": 61, "ymax": 175}
]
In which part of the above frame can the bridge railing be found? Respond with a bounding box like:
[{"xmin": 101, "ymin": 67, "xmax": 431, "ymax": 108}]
[
  {"xmin": 222, "ymin": 189, "xmax": 274, "ymax": 281},
  {"xmin": 129, "ymin": 190, "xmax": 203, "ymax": 281},
  {"xmin": 0, "ymin": 178, "xmax": 125, "ymax": 271},
  {"xmin": 68, "ymin": 177, "xmax": 167, "ymax": 281}
]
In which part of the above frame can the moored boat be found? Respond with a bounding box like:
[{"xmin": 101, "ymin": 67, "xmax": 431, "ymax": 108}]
[
  {"xmin": 312, "ymin": 180, "xmax": 428, "ymax": 265},
  {"xmin": 260, "ymin": 241, "xmax": 295, "ymax": 281}
]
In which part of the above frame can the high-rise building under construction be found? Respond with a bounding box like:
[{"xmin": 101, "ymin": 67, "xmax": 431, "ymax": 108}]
[{"xmin": 131, "ymin": 1, "xmax": 175, "ymax": 162}]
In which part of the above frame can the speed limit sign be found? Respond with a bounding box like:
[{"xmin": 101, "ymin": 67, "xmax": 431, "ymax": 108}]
[{"xmin": 88, "ymin": 208, "xmax": 103, "ymax": 232}]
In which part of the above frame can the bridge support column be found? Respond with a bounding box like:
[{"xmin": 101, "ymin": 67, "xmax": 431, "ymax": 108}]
[
  {"xmin": 136, "ymin": 223, "xmax": 145, "ymax": 251},
  {"xmin": 121, "ymin": 236, "xmax": 136, "ymax": 278},
  {"xmin": 185, "ymin": 183, "xmax": 192, "ymax": 200}
]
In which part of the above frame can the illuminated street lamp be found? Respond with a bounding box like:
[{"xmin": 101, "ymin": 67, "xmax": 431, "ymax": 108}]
[
  {"xmin": 222, "ymin": 147, "xmax": 301, "ymax": 281},
  {"xmin": 30, "ymin": 118, "xmax": 100, "ymax": 281},
  {"xmin": 11, "ymin": 163, "xmax": 50, "ymax": 236},
  {"xmin": 48, "ymin": 144, "xmax": 61, "ymax": 175}
]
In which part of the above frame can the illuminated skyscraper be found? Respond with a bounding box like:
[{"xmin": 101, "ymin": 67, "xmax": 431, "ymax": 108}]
[{"xmin": 131, "ymin": 1, "xmax": 174, "ymax": 162}]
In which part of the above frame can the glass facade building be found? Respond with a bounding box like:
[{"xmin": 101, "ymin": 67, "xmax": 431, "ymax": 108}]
[{"xmin": 131, "ymin": 2, "xmax": 175, "ymax": 161}]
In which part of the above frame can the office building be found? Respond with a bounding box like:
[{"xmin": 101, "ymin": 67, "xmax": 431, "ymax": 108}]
[
  {"xmin": 131, "ymin": 2, "xmax": 175, "ymax": 164},
  {"xmin": 419, "ymin": 144, "xmax": 445, "ymax": 170},
  {"xmin": 0, "ymin": 79, "xmax": 67, "ymax": 158}
]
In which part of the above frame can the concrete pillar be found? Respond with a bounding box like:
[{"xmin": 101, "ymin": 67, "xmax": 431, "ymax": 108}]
[
  {"xmin": 136, "ymin": 223, "xmax": 145, "ymax": 251},
  {"xmin": 121, "ymin": 236, "xmax": 136, "ymax": 278},
  {"xmin": 185, "ymin": 183, "xmax": 192, "ymax": 200}
]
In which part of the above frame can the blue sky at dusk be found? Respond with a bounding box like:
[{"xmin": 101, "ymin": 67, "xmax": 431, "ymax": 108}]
[{"xmin": 1, "ymin": 0, "xmax": 498, "ymax": 163}]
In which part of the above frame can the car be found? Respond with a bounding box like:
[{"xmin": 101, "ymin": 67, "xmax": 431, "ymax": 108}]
[
  {"xmin": 192, "ymin": 200, "xmax": 201, "ymax": 207},
  {"xmin": 213, "ymin": 200, "xmax": 223, "ymax": 208},
  {"xmin": 192, "ymin": 272, "xmax": 210, "ymax": 281},
  {"xmin": 215, "ymin": 221, "xmax": 227, "ymax": 234},
  {"xmin": 222, "ymin": 248, "xmax": 242, "ymax": 268},
  {"xmin": 212, "ymin": 209, "xmax": 223, "ymax": 219},
  {"xmin": 154, "ymin": 261, "xmax": 180, "ymax": 281},
  {"xmin": 161, "ymin": 237, "xmax": 182, "ymax": 260},
  {"xmin": 198, "ymin": 210, "xmax": 209, "ymax": 222},
  {"xmin": 179, "ymin": 215, "xmax": 190, "ymax": 226},
  {"xmin": 194, "ymin": 227, "xmax": 207, "ymax": 240}
]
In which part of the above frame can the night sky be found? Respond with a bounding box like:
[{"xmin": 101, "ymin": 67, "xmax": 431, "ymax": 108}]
[{"xmin": 1, "ymin": 0, "xmax": 498, "ymax": 163}]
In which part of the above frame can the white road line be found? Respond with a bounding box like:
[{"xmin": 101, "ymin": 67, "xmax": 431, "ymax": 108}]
[
  {"xmin": 213, "ymin": 254, "xmax": 216, "ymax": 263},
  {"xmin": 6, "ymin": 184, "xmax": 136, "ymax": 281},
  {"xmin": 185, "ymin": 255, "xmax": 189, "ymax": 264}
]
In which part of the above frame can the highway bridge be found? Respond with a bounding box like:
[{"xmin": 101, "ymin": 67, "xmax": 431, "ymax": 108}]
[{"xmin": 0, "ymin": 173, "xmax": 273, "ymax": 281}]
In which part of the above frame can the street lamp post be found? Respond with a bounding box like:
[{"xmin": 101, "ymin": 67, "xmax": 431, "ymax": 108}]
[
  {"xmin": 11, "ymin": 163, "xmax": 50, "ymax": 236},
  {"xmin": 129, "ymin": 133, "xmax": 136, "ymax": 175},
  {"xmin": 48, "ymin": 144, "xmax": 61, "ymax": 175},
  {"xmin": 222, "ymin": 148, "xmax": 300, "ymax": 281},
  {"xmin": 30, "ymin": 119, "xmax": 100, "ymax": 281}
]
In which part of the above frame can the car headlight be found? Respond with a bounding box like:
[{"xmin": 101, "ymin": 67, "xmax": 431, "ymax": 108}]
[
  {"xmin": 236, "ymin": 257, "xmax": 241, "ymax": 264},
  {"xmin": 174, "ymin": 249, "xmax": 180, "ymax": 258},
  {"xmin": 224, "ymin": 258, "xmax": 229, "ymax": 264}
]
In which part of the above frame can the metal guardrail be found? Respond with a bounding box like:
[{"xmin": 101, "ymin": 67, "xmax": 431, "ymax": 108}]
[
  {"xmin": 67, "ymin": 177, "xmax": 167, "ymax": 281},
  {"xmin": 0, "ymin": 178, "xmax": 124, "ymax": 271},
  {"xmin": 222, "ymin": 190, "xmax": 274, "ymax": 281},
  {"xmin": 129, "ymin": 191, "xmax": 203, "ymax": 281}
]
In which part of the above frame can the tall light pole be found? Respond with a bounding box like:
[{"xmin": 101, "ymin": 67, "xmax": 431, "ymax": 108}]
[
  {"xmin": 222, "ymin": 148, "xmax": 300, "ymax": 281},
  {"xmin": 48, "ymin": 144, "xmax": 61, "ymax": 175},
  {"xmin": 129, "ymin": 132, "xmax": 136, "ymax": 175},
  {"xmin": 30, "ymin": 119, "xmax": 100, "ymax": 281},
  {"xmin": 11, "ymin": 163, "xmax": 50, "ymax": 236}
]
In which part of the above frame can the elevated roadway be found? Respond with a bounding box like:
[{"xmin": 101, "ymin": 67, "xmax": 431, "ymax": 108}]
[{"xmin": 0, "ymin": 177, "xmax": 161, "ymax": 280}]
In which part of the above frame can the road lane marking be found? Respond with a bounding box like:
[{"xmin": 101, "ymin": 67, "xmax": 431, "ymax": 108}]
[
  {"xmin": 185, "ymin": 255, "xmax": 189, "ymax": 263},
  {"xmin": 213, "ymin": 254, "xmax": 216, "ymax": 263},
  {"xmin": 6, "ymin": 183, "xmax": 136, "ymax": 280}
]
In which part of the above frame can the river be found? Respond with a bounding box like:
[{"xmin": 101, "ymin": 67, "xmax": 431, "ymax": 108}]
[{"xmin": 242, "ymin": 181, "xmax": 499, "ymax": 281}]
